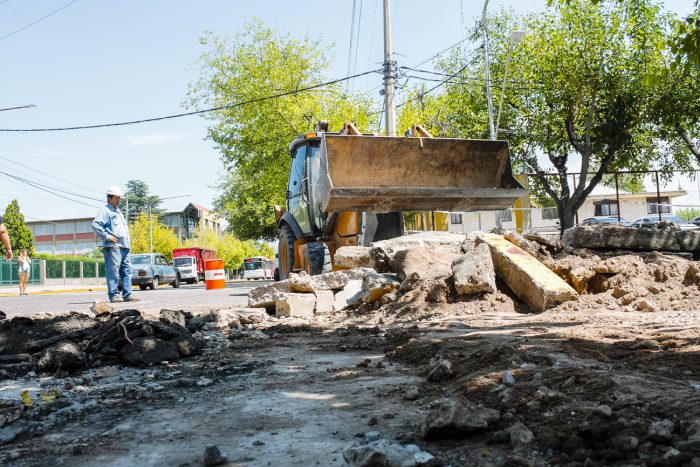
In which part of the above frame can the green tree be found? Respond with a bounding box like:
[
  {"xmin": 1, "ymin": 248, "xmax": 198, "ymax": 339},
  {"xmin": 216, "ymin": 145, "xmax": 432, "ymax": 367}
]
[
  {"xmin": 187, "ymin": 20, "xmax": 375, "ymax": 240},
  {"xmin": 129, "ymin": 213, "xmax": 181, "ymax": 261},
  {"xmin": 120, "ymin": 180, "xmax": 164, "ymax": 224},
  {"xmin": 1, "ymin": 200, "xmax": 34, "ymax": 256}
]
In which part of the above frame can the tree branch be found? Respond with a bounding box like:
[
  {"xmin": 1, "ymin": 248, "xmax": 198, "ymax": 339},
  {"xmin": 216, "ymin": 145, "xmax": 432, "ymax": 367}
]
[{"xmin": 676, "ymin": 125, "xmax": 700, "ymax": 162}]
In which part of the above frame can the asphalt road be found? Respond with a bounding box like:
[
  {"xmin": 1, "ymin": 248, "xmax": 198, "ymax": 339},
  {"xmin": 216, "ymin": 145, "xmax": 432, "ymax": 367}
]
[{"xmin": 0, "ymin": 280, "xmax": 271, "ymax": 319}]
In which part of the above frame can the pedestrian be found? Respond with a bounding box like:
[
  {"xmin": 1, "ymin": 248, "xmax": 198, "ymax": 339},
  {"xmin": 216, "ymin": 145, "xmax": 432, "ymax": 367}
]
[
  {"xmin": 0, "ymin": 214, "xmax": 11, "ymax": 260},
  {"xmin": 17, "ymin": 249, "xmax": 30, "ymax": 295},
  {"xmin": 92, "ymin": 185, "xmax": 139, "ymax": 303}
]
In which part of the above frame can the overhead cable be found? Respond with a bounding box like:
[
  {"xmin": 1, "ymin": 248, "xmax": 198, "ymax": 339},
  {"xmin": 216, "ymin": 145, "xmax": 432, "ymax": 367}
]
[
  {"xmin": 0, "ymin": 69, "xmax": 382, "ymax": 132},
  {"xmin": 0, "ymin": 154, "xmax": 103, "ymax": 194},
  {"xmin": 0, "ymin": 0, "xmax": 80, "ymax": 42}
]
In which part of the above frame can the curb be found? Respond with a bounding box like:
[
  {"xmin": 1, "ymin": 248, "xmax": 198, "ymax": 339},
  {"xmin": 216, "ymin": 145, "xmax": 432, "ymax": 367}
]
[{"xmin": 0, "ymin": 287, "xmax": 106, "ymax": 297}]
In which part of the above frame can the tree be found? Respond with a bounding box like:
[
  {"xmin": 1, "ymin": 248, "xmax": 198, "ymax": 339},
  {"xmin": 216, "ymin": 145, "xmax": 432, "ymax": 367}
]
[
  {"xmin": 129, "ymin": 213, "xmax": 181, "ymax": 261},
  {"xmin": 120, "ymin": 180, "xmax": 163, "ymax": 224},
  {"xmin": 1, "ymin": 200, "xmax": 34, "ymax": 256},
  {"xmin": 183, "ymin": 227, "xmax": 273, "ymax": 270},
  {"xmin": 187, "ymin": 20, "xmax": 375, "ymax": 240}
]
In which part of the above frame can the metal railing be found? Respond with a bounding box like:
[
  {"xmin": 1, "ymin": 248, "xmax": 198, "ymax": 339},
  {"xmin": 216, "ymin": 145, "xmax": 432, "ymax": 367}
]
[{"xmin": 0, "ymin": 258, "xmax": 106, "ymax": 287}]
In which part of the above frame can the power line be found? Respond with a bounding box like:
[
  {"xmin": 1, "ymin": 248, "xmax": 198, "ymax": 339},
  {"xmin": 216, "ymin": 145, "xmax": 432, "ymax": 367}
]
[
  {"xmin": 0, "ymin": 173, "xmax": 88, "ymax": 217},
  {"xmin": 0, "ymin": 69, "xmax": 382, "ymax": 132},
  {"xmin": 0, "ymin": 0, "xmax": 79, "ymax": 42},
  {"xmin": 0, "ymin": 171, "xmax": 101, "ymax": 208},
  {"xmin": 0, "ymin": 154, "xmax": 103, "ymax": 194}
]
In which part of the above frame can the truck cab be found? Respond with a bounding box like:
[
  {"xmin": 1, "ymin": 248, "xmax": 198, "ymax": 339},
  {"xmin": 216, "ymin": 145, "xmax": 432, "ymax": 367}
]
[{"xmin": 173, "ymin": 256, "xmax": 199, "ymax": 284}]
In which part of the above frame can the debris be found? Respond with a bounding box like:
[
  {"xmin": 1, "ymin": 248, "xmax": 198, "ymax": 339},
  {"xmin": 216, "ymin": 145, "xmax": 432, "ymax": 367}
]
[
  {"xmin": 343, "ymin": 439, "xmax": 435, "ymax": 467},
  {"xmin": 369, "ymin": 232, "xmax": 465, "ymax": 278},
  {"xmin": 427, "ymin": 358, "xmax": 454, "ymax": 382},
  {"xmin": 37, "ymin": 341, "xmax": 88, "ymax": 372},
  {"xmin": 314, "ymin": 290, "xmax": 335, "ymax": 314},
  {"xmin": 118, "ymin": 337, "xmax": 179, "ymax": 365},
  {"xmin": 247, "ymin": 281, "xmax": 289, "ymax": 308},
  {"xmin": 159, "ymin": 309, "xmax": 186, "ymax": 328},
  {"xmin": 203, "ymin": 445, "xmax": 228, "ymax": 466},
  {"xmin": 507, "ymin": 422, "xmax": 534, "ymax": 448},
  {"xmin": 502, "ymin": 370, "xmax": 516, "ymax": 386},
  {"xmin": 421, "ymin": 397, "xmax": 500, "ymax": 439},
  {"xmin": 334, "ymin": 246, "xmax": 372, "ymax": 269},
  {"xmin": 648, "ymin": 419, "xmax": 674, "ymax": 443},
  {"xmin": 451, "ymin": 243, "xmax": 496, "ymax": 295},
  {"xmin": 561, "ymin": 224, "xmax": 700, "ymax": 253},
  {"xmin": 20, "ymin": 390, "xmax": 32, "ymax": 408},
  {"xmin": 591, "ymin": 405, "xmax": 612, "ymax": 418},
  {"xmin": 403, "ymin": 387, "xmax": 420, "ymax": 401},
  {"xmin": 334, "ymin": 280, "xmax": 363, "ymax": 311},
  {"xmin": 360, "ymin": 272, "xmax": 401, "ymax": 304},
  {"xmin": 275, "ymin": 293, "xmax": 316, "ymax": 318},
  {"xmin": 196, "ymin": 378, "xmax": 214, "ymax": 387},
  {"xmin": 90, "ymin": 300, "xmax": 113, "ymax": 317}
]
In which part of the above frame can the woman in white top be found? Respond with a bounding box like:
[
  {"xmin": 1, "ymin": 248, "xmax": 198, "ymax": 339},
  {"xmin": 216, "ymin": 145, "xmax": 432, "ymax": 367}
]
[{"xmin": 18, "ymin": 249, "xmax": 30, "ymax": 295}]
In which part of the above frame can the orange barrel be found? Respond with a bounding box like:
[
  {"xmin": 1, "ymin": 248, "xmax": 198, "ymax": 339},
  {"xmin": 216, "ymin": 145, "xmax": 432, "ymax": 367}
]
[{"xmin": 204, "ymin": 259, "xmax": 226, "ymax": 290}]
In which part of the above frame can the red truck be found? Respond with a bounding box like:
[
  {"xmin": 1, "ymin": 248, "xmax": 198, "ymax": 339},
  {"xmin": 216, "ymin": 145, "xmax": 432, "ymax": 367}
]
[{"xmin": 172, "ymin": 247, "xmax": 217, "ymax": 284}]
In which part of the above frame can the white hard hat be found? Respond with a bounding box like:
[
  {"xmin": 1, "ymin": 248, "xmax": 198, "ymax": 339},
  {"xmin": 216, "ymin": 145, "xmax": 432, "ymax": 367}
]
[{"xmin": 106, "ymin": 185, "xmax": 124, "ymax": 197}]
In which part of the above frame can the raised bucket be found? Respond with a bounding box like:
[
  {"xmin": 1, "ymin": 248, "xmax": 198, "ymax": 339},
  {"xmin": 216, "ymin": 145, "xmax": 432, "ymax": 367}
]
[{"xmin": 204, "ymin": 259, "xmax": 225, "ymax": 290}]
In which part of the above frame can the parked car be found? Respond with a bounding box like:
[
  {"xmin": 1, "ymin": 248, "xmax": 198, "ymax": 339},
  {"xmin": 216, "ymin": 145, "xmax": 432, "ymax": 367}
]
[
  {"xmin": 580, "ymin": 216, "xmax": 629, "ymax": 226},
  {"xmin": 131, "ymin": 253, "xmax": 181, "ymax": 290},
  {"xmin": 692, "ymin": 216, "xmax": 700, "ymax": 227},
  {"xmin": 630, "ymin": 216, "xmax": 698, "ymax": 230}
]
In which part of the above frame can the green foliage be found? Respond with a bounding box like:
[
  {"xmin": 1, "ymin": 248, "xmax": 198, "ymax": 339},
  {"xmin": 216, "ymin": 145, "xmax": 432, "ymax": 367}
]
[
  {"xmin": 119, "ymin": 180, "xmax": 164, "ymax": 224},
  {"xmin": 1, "ymin": 200, "xmax": 34, "ymax": 256},
  {"xmin": 187, "ymin": 20, "xmax": 375, "ymax": 240},
  {"xmin": 129, "ymin": 213, "xmax": 181, "ymax": 261},
  {"xmin": 675, "ymin": 208, "xmax": 700, "ymax": 222},
  {"xmin": 33, "ymin": 253, "xmax": 104, "ymax": 262}
]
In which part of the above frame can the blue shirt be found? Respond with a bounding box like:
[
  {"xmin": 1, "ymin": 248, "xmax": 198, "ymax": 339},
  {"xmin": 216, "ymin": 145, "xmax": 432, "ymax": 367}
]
[{"xmin": 92, "ymin": 204, "xmax": 131, "ymax": 249}]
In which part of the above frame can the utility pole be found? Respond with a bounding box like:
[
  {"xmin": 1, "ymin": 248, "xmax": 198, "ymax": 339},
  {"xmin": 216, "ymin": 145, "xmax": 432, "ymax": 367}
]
[
  {"xmin": 383, "ymin": 0, "xmax": 397, "ymax": 136},
  {"xmin": 482, "ymin": 0, "xmax": 495, "ymax": 140}
]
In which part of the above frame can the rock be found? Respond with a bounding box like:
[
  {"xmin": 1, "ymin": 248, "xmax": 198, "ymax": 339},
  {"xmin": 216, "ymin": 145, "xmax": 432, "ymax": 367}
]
[
  {"xmin": 502, "ymin": 370, "xmax": 516, "ymax": 386},
  {"xmin": 275, "ymin": 293, "xmax": 316, "ymax": 318},
  {"xmin": 426, "ymin": 277, "xmax": 449, "ymax": 303},
  {"xmin": 592, "ymin": 405, "xmax": 612, "ymax": 418},
  {"xmin": 196, "ymin": 377, "xmax": 214, "ymax": 387},
  {"xmin": 248, "ymin": 281, "xmax": 289, "ymax": 308},
  {"xmin": 562, "ymin": 224, "xmax": 700, "ymax": 253},
  {"xmin": 403, "ymin": 387, "xmax": 420, "ymax": 401},
  {"xmin": 37, "ymin": 342, "xmax": 88, "ymax": 372},
  {"xmin": 477, "ymin": 233, "xmax": 578, "ymax": 313},
  {"xmin": 342, "ymin": 440, "xmax": 435, "ymax": 467},
  {"xmin": 452, "ymin": 243, "xmax": 497, "ymax": 295},
  {"xmin": 235, "ymin": 308, "xmax": 269, "ymax": 325},
  {"xmin": 421, "ymin": 397, "xmax": 500, "ymax": 439},
  {"xmin": 364, "ymin": 431, "xmax": 382, "ymax": 443},
  {"xmin": 635, "ymin": 298, "xmax": 659, "ymax": 312},
  {"xmin": 508, "ymin": 422, "xmax": 534, "ymax": 448},
  {"xmin": 209, "ymin": 309, "xmax": 241, "ymax": 330},
  {"xmin": 504, "ymin": 231, "xmax": 541, "ymax": 257},
  {"xmin": 369, "ymin": 232, "xmax": 465, "ymax": 279},
  {"xmin": 0, "ymin": 310, "xmax": 5, "ymax": 320},
  {"xmin": 335, "ymin": 246, "xmax": 372, "ymax": 268},
  {"xmin": 305, "ymin": 268, "xmax": 375, "ymax": 292},
  {"xmin": 159, "ymin": 309, "xmax": 186, "ymax": 328},
  {"xmin": 648, "ymin": 419, "xmax": 674, "ymax": 443},
  {"xmin": 380, "ymin": 291, "xmax": 397, "ymax": 305},
  {"xmin": 685, "ymin": 264, "xmax": 700, "ymax": 286},
  {"xmin": 90, "ymin": 300, "xmax": 113, "ymax": 316},
  {"xmin": 287, "ymin": 271, "xmax": 316, "ymax": 293},
  {"xmin": 612, "ymin": 435, "xmax": 639, "ymax": 452},
  {"xmin": 334, "ymin": 280, "xmax": 364, "ymax": 311},
  {"xmin": 314, "ymin": 290, "xmax": 335, "ymax": 314},
  {"xmin": 427, "ymin": 359, "xmax": 454, "ymax": 382},
  {"xmin": 361, "ymin": 272, "xmax": 401, "ymax": 303},
  {"xmin": 203, "ymin": 445, "xmax": 228, "ymax": 466},
  {"xmin": 118, "ymin": 337, "xmax": 180, "ymax": 365}
]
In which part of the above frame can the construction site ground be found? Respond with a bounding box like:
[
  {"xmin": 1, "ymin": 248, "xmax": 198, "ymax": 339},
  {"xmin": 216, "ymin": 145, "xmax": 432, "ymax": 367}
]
[{"xmin": 2, "ymin": 246, "xmax": 700, "ymax": 466}]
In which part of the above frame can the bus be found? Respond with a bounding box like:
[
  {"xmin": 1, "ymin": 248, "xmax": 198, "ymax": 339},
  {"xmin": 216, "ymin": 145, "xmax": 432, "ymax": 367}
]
[{"xmin": 243, "ymin": 256, "xmax": 274, "ymax": 280}]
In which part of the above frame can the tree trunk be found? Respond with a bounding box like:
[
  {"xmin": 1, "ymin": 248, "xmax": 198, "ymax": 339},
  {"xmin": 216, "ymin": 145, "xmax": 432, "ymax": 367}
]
[{"xmin": 557, "ymin": 203, "xmax": 577, "ymax": 235}]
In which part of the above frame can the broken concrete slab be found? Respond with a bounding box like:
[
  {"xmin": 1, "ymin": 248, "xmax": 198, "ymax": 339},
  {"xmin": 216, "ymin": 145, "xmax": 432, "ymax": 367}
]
[
  {"xmin": 248, "ymin": 281, "xmax": 288, "ymax": 308},
  {"xmin": 160, "ymin": 309, "xmax": 186, "ymax": 328},
  {"xmin": 562, "ymin": 224, "xmax": 700, "ymax": 253},
  {"xmin": 119, "ymin": 337, "xmax": 180, "ymax": 365},
  {"xmin": 342, "ymin": 439, "xmax": 435, "ymax": 467},
  {"xmin": 504, "ymin": 231, "xmax": 541, "ymax": 257},
  {"xmin": 361, "ymin": 272, "xmax": 401, "ymax": 303},
  {"xmin": 314, "ymin": 290, "xmax": 335, "ymax": 314},
  {"xmin": 287, "ymin": 271, "xmax": 316, "ymax": 293},
  {"xmin": 275, "ymin": 293, "xmax": 316, "ymax": 318},
  {"xmin": 477, "ymin": 233, "xmax": 578, "ymax": 313},
  {"xmin": 334, "ymin": 279, "xmax": 363, "ymax": 311},
  {"xmin": 37, "ymin": 341, "xmax": 87, "ymax": 372},
  {"xmin": 334, "ymin": 246, "xmax": 372, "ymax": 269},
  {"xmin": 421, "ymin": 397, "xmax": 500, "ymax": 440},
  {"xmin": 452, "ymin": 243, "xmax": 496, "ymax": 295},
  {"xmin": 288, "ymin": 269, "xmax": 374, "ymax": 293},
  {"xmin": 370, "ymin": 232, "xmax": 465, "ymax": 277}
]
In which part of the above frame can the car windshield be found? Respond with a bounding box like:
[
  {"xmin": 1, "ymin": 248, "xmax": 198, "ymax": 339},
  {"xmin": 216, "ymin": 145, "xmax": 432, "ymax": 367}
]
[
  {"xmin": 131, "ymin": 255, "xmax": 152, "ymax": 265},
  {"xmin": 174, "ymin": 258, "xmax": 193, "ymax": 267}
]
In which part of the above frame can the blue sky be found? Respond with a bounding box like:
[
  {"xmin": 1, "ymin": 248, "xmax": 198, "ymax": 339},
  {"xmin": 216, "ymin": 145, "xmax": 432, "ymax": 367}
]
[{"xmin": 0, "ymin": 0, "xmax": 694, "ymax": 223}]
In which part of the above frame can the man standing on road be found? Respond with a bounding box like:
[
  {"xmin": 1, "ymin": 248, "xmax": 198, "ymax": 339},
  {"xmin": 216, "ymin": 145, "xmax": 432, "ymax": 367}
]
[
  {"xmin": 92, "ymin": 185, "xmax": 139, "ymax": 303},
  {"xmin": 0, "ymin": 214, "xmax": 12, "ymax": 260}
]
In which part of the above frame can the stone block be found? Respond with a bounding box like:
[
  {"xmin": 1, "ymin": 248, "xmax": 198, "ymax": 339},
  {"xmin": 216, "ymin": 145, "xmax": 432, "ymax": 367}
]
[
  {"xmin": 477, "ymin": 233, "xmax": 578, "ymax": 313},
  {"xmin": 314, "ymin": 290, "xmax": 335, "ymax": 314},
  {"xmin": 370, "ymin": 232, "xmax": 465, "ymax": 277},
  {"xmin": 451, "ymin": 243, "xmax": 496, "ymax": 295},
  {"xmin": 333, "ymin": 279, "xmax": 363, "ymax": 311},
  {"xmin": 562, "ymin": 224, "xmax": 700, "ymax": 253},
  {"xmin": 248, "ymin": 281, "xmax": 288, "ymax": 308},
  {"xmin": 287, "ymin": 271, "xmax": 316, "ymax": 293},
  {"xmin": 361, "ymin": 272, "xmax": 401, "ymax": 303},
  {"xmin": 334, "ymin": 246, "xmax": 372, "ymax": 269},
  {"xmin": 275, "ymin": 293, "xmax": 316, "ymax": 318}
]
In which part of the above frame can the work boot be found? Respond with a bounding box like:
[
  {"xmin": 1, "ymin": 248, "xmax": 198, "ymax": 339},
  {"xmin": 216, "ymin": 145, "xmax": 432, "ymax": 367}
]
[
  {"xmin": 123, "ymin": 295, "xmax": 140, "ymax": 302},
  {"xmin": 110, "ymin": 296, "xmax": 124, "ymax": 303}
]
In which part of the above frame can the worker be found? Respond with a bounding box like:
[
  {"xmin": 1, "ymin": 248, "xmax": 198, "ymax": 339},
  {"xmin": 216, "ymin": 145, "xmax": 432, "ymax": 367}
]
[
  {"xmin": 0, "ymin": 214, "xmax": 11, "ymax": 260},
  {"xmin": 92, "ymin": 185, "xmax": 139, "ymax": 303}
]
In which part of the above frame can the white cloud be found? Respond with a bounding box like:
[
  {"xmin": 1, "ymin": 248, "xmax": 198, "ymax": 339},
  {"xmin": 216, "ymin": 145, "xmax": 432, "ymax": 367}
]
[{"xmin": 126, "ymin": 133, "xmax": 183, "ymax": 147}]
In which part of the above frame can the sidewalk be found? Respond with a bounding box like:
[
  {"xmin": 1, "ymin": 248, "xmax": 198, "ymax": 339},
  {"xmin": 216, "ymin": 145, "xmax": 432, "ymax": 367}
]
[{"xmin": 0, "ymin": 284, "xmax": 106, "ymax": 297}]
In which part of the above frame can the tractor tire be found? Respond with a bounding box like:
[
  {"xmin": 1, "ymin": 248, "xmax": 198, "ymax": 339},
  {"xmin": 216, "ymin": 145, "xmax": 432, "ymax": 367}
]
[
  {"xmin": 278, "ymin": 224, "xmax": 296, "ymax": 280},
  {"xmin": 302, "ymin": 242, "xmax": 332, "ymax": 276}
]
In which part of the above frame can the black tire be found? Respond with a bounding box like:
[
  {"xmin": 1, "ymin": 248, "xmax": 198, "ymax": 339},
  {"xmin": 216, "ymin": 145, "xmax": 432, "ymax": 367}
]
[
  {"xmin": 278, "ymin": 224, "xmax": 296, "ymax": 280},
  {"xmin": 274, "ymin": 268, "xmax": 280, "ymax": 282},
  {"xmin": 139, "ymin": 284, "xmax": 147, "ymax": 291},
  {"xmin": 150, "ymin": 276, "xmax": 159, "ymax": 290},
  {"xmin": 194, "ymin": 276, "xmax": 199, "ymax": 285},
  {"xmin": 302, "ymin": 242, "xmax": 332, "ymax": 276},
  {"xmin": 172, "ymin": 274, "xmax": 180, "ymax": 288}
]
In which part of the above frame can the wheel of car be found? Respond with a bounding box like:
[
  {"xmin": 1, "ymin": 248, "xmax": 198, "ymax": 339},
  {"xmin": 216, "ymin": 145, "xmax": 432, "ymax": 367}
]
[
  {"xmin": 278, "ymin": 224, "xmax": 296, "ymax": 280},
  {"xmin": 194, "ymin": 276, "xmax": 199, "ymax": 284},
  {"xmin": 302, "ymin": 242, "xmax": 332, "ymax": 276},
  {"xmin": 172, "ymin": 274, "xmax": 180, "ymax": 288},
  {"xmin": 150, "ymin": 276, "xmax": 159, "ymax": 290},
  {"xmin": 139, "ymin": 284, "xmax": 147, "ymax": 291}
]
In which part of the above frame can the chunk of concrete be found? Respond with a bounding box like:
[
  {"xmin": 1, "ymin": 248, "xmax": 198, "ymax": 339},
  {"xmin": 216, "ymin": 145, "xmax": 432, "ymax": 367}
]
[
  {"xmin": 275, "ymin": 293, "xmax": 316, "ymax": 318},
  {"xmin": 562, "ymin": 224, "xmax": 700, "ymax": 252},
  {"xmin": 421, "ymin": 397, "xmax": 500, "ymax": 439},
  {"xmin": 334, "ymin": 246, "xmax": 372, "ymax": 269},
  {"xmin": 314, "ymin": 290, "xmax": 335, "ymax": 314},
  {"xmin": 504, "ymin": 231, "xmax": 541, "ymax": 257},
  {"xmin": 370, "ymin": 232, "xmax": 465, "ymax": 277},
  {"xmin": 343, "ymin": 440, "xmax": 434, "ymax": 467},
  {"xmin": 334, "ymin": 279, "xmax": 363, "ymax": 311},
  {"xmin": 248, "ymin": 281, "xmax": 288, "ymax": 308},
  {"xmin": 287, "ymin": 271, "xmax": 316, "ymax": 293},
  {"xmin": 119, "ymin": 337, "xmax": 180, "ymax": 365},
  {"xmin": 160, "ymin": 309, "xmax": 187, "ymax": 328},
  {"xmin": 451, "ymin": 243, "xmax": 496, "ymax": 295},
  {"xmin": 290, "ymin": 268, "xmax": 374, "ymax": 292},
  {"xmin": 477, "ymin": 233, "xmax": 578, "ymax": 313},
  {"xmin": 361, "ymin": 272, "xmax": 401, "ymax": 303}
]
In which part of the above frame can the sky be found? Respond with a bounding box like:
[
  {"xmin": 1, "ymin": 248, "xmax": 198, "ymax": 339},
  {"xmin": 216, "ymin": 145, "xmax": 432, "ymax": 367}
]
[{"xmin": 0, "ymin": 0, "xmax": 695, "ymax": 224}]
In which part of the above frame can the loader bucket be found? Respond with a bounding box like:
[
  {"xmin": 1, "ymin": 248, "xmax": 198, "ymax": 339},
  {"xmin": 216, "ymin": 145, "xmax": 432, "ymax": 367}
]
[{"xmin": 316, "ymin": 135, "xmax": 528, "ymax": 213}]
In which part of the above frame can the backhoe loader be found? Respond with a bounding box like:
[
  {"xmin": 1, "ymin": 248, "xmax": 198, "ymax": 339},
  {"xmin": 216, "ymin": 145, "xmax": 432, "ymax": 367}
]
[{"xmin": 274, "ymin": 122, "xmax": 527, "ymax": 280}]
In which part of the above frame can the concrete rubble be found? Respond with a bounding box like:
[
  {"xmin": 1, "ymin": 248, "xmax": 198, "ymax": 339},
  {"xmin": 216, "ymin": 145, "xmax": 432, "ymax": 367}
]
[{"xmin": 562, "ymin": 223, "xmax": 700, "ymax": 253}]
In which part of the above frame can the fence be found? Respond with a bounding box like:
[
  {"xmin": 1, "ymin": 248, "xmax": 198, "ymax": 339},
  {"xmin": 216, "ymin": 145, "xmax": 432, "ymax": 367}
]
[{"xmin": 0, "ymin": 258, "xmax": 106, "ymax": 287}]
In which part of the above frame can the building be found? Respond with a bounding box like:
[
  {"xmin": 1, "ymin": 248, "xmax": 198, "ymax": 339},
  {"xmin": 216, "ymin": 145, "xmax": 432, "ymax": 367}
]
[{"xmin": 27, "ymin": 202, "xmax": 223, "ymax": 255}]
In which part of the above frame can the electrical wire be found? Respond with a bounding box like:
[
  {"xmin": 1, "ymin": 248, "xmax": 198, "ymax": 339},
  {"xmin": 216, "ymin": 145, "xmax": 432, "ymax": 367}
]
[
  {"xmin": 0, "ymin": 171, "xmax": 101, "ymax": 208},
  {"xmin": 348, "ymin": 0, "xmax": 358, "ymax": 79},
  {"xmin": 0, "ymin": 0, "xmax": 79, "ymax": 42},
  {"xmin": 0, "ymin": 69, "xmax": 382, "ymax": 132},
  {"xmin": 0, "ymin": 169, "xmax": 102, "ymax": 202},
  {"xmin": 0, "ymin": 154, "xmax": 103, "ymax": 194},
  {"xmin": 0, "ymin": 173, "xmax": 88, "ymax": 217}
]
